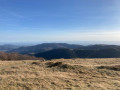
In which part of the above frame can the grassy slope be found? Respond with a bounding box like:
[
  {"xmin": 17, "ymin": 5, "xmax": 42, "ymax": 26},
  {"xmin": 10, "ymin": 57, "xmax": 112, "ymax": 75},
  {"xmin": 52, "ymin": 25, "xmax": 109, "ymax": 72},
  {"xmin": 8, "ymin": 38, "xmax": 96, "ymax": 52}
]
[{"xmin": 0, "ymin": 59, "xmax": 120, "ymax": 90}]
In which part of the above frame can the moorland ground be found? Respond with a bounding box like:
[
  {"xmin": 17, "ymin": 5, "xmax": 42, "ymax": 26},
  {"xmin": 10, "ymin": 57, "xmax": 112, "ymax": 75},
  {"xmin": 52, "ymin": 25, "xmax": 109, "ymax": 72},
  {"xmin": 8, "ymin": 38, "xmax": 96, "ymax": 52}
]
[{"xmin": 0, "ymin": 58, "xmax": 120, "ymax": 90}]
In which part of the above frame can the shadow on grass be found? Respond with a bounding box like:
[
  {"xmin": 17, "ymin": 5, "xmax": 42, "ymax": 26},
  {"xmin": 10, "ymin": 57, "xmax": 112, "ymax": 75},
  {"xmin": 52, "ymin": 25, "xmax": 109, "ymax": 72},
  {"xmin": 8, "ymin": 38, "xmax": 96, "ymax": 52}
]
[
  {"xmin": 46, "ymin": 62, "xmax": 75, "ymax": 69},
  {"xmin": 97, "ymin": 65, "xmax": 120, "ymax": 71}
]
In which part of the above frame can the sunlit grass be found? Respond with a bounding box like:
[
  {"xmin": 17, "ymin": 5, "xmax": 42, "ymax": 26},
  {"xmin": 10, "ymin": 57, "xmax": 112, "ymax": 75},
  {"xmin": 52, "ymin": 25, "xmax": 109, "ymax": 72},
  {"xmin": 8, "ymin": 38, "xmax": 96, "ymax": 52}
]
[{"xmin": 0, "ymin": 58, "xmax": 120, "ymax": 90}]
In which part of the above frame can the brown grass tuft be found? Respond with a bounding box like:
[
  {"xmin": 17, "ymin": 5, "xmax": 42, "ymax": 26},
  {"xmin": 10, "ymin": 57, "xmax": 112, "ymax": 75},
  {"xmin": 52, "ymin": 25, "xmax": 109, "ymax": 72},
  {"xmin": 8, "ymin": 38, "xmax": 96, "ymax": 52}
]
[{"xmin": 98, "ymin": 65, "xmax": 120, "ymax": 71}]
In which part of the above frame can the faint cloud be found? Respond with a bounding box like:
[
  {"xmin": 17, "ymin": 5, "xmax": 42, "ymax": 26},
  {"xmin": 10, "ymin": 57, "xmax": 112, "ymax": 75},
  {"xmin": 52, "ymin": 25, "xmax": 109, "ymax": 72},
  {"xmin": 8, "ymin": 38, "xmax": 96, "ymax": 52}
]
[{"xmin": 0, "ymin": 6, "xmax": 23, "ymax": 18}]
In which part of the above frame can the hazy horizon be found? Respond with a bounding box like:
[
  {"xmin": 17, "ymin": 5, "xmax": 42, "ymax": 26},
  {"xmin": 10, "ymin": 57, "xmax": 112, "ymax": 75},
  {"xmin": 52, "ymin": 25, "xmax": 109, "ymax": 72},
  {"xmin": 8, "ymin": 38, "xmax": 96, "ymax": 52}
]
[{"xmin": 1, "ymin": 41, "xmax": 120, "ymax": 46}]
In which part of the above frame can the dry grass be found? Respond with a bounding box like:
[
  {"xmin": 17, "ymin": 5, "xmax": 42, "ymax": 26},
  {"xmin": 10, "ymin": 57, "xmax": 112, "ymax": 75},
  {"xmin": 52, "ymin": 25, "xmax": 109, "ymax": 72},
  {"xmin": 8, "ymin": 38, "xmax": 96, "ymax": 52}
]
[{"xmin": 0, "ymin": 58, "xmax": 120, "ymax": 90}]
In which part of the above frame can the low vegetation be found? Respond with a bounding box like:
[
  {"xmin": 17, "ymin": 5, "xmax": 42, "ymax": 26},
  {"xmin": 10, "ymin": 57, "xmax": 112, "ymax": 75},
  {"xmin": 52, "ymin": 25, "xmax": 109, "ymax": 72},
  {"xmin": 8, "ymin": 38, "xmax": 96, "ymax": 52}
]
[
  {"xmin": 98, "ymin": 65, "xmax": 120, "ymax": 71},
  {"xmin": 0, "ymin": 58, "xmax": 120, "ymax": 90},
  {"xmin": 0, "ymin": 52, "xmax": 43, "ymax": 60}
]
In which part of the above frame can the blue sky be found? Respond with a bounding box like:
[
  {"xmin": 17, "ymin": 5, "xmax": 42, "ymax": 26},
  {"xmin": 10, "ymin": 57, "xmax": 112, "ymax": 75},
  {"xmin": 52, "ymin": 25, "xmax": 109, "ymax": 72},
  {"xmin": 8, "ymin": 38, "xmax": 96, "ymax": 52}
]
[{"xmin": 0, "ymin": 0, "xmax": 120, "ymax": 43}]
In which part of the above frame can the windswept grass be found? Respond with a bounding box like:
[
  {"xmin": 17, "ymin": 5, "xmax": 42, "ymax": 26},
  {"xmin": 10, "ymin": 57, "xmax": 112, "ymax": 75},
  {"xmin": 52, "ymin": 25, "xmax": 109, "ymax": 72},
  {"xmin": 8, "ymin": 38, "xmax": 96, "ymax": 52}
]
[{"xmin": 0, "ymin": 58, "xmax": 120, "ymax": 90}]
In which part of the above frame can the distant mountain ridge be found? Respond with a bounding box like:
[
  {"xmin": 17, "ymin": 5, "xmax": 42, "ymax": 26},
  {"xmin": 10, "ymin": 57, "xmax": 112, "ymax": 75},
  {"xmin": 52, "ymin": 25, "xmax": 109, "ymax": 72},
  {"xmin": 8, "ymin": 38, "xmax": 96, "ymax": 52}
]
[
  {"xmin": 0, "ymin": 44, "xmax": 20, "ymax": 52},
  {"xmin": 8, "ymin": 43, "xmax": 120, "ymax": 55},
  {"xmin": 35, "ymin": 48, "xmax": 120, "ymax": 60},
  {"xmin": 8, "ymin": 43, "xmax": 83, "ymax": 54},
  {"xmin": 7, "ymin": 43, "xmax": 120, "ymax": 59}
]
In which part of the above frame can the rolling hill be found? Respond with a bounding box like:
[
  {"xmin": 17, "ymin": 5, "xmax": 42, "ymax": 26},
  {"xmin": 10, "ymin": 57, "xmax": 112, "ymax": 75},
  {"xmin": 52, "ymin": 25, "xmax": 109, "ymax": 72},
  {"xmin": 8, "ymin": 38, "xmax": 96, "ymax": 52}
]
[
  {"xmin": 8, "ymin": 43, "xmax": 120, "ymax": 55},
  {"xmin": 8, "ymin": 43, "xmax": 83, "ymax": 54},
  {"xmin": 35, "ymin": 48, "xmax": 76, "ymax": 60},
  {"xmin": 6, "ymin": 43, "xmax": 120, "ymax": 59},
  {"xmin": 35, "ymin": 48, "xmax": 120, "ymax": 59}
]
